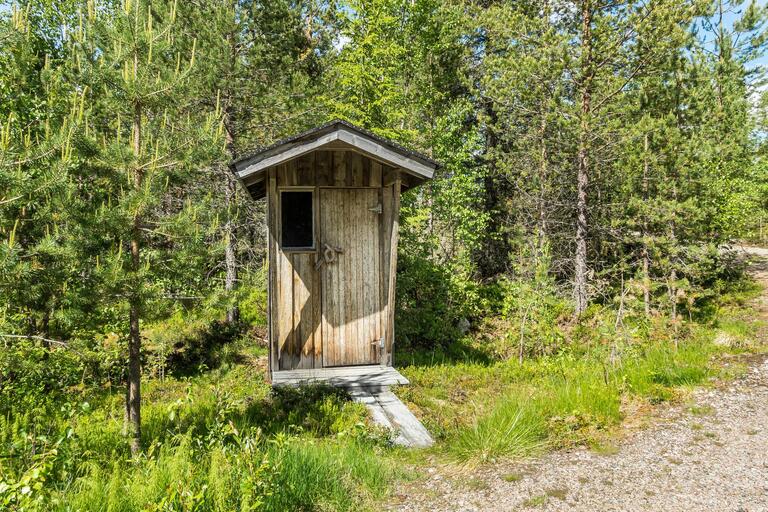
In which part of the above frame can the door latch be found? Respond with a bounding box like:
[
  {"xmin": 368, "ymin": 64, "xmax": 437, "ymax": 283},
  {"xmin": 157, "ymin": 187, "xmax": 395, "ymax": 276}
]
[
  {"xmin": 315, "ymin": 243, "xmax": 343, "ymax": 269},
  {"xmin": 368, "ymin": 203, "xmax": 382, "ymax": 214}
]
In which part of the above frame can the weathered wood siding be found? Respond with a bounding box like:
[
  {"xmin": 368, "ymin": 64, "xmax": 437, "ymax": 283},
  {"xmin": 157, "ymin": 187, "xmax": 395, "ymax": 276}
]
[
  {"xmin": 320, "ymin": 188, "xmax": 381, "ymax": 366},
  {"xmin": 266, "ymin": 151, "xmax": 401, "ymax": 374}
]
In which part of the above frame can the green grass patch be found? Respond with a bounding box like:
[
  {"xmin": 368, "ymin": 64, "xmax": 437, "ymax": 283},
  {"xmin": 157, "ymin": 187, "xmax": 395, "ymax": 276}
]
[
  {"xmin": 688, "ymin": 404, "xmax": 715, "ymax": 416},
  {"xmin": 55, "ymin": 435, "xmax": 395, "ymax": 512},
  {"xmin": 451, "ymin": 394, "xmax": 547, "ymax": 463},
  {"xmin": 524, "ymin": 494, "xmax": 548, "ymax": 507},
  {"xmin": 401, "ymin": 335, "xmax": 729, "ymax": 464}
]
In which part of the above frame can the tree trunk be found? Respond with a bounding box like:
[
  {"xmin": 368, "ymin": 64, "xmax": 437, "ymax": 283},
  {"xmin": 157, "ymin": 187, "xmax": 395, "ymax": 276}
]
[
  {"xmin": 537, "ymin": 0, "xmax": 551, "ymax": 261},
  {"xmin": 668, "ymin": 180, "xmax": 678, "ymax": 345},
  {"xmin": 537, "ymin": 111, "xmax": 548, "ymax": 258},
  {"xmin": 715, "ymin": 0, "xmax": 724, "ymax": 114},
  {"xmin": 127, "ymin": 101, "xmax": 143, "ymax": 457},
  {"xmin": 224, "ymin": 179, "xmax": 239, "ymax": 324},
  {"xmin": 574, "ymin": 0, "xmax": 593, "ymax": 316},
  {"xmin": 475, "ymin": 100, "xmax": 510, "ymax": 278},
  {"xmin": 224, "ymin": 107, "xmax": 239, "ymax": 325},
  {"xmin": 641, "ymin": 132, "xmax": 651, "ymax": 316}
]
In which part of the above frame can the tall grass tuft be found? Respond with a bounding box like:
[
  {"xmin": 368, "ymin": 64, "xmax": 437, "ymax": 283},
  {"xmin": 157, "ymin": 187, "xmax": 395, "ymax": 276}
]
[{"xmin": 451, "ymin": 395, "xmax": 547, "ymax": 463}]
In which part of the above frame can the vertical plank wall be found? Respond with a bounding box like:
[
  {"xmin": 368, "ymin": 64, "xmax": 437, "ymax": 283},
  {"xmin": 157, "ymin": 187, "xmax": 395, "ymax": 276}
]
[
  {"xmin": 267, "ymin": 150, "xmax": 401, "ymax": 373},
  {"xmin": 320, "ymin": 188, "xmax": 382, "ymax": 367}
]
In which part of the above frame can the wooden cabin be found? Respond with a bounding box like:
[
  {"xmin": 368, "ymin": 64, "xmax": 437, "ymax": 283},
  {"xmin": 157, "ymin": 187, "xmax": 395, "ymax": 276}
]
[{"xmin": 230, "ymin": 120, "xmax": 437, "ymax": 386}]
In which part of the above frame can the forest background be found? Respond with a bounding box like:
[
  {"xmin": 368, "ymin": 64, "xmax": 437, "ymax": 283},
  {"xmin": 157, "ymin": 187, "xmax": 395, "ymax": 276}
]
[{"xmin": 2, "ymin": 0, "xmax": 768, "ymax": 510}]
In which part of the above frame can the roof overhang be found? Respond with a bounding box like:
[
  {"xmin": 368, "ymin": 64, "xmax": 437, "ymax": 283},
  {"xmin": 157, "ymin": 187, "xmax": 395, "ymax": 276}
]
[{"xmin": 230, "ymin": 120, "xmax": 439, "ymax": 200}]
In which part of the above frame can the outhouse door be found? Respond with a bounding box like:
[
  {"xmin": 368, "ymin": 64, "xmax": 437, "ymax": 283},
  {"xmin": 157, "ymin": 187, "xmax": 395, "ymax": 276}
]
[{"xmin": 319, "ymin": 188, "xmax": 383, "ymax": 366}]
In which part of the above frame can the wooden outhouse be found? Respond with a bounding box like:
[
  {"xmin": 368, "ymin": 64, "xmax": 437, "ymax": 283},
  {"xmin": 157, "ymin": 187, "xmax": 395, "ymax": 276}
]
[{"xmin": 231, "ymin": 120, "xmax": 437, "ymax": 385}]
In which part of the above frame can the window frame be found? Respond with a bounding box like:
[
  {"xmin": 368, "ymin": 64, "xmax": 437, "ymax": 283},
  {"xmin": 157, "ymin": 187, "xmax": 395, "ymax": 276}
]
[{"xmin": 278, "ymin": 187, "xmax": 316, "ymax": 252}]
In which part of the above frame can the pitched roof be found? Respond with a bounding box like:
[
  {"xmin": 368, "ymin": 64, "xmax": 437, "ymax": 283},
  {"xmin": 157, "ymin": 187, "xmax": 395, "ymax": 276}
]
[{"xmin": 230, "ymin": 120, "xmax": 439, "ymax": 199}]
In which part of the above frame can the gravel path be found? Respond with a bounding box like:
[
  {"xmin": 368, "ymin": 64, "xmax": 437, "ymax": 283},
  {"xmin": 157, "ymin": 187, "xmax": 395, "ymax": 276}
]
[{"xmin": 392, "ymin": 246, "xmax": 768, "ymax": 512}]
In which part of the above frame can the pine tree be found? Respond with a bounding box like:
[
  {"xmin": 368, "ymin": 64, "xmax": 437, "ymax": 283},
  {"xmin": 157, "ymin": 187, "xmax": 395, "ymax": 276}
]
[
  {"xmin": 65, "ymin": 0, "xmax": 221, "ymax": 455},
  {"xmin": 0, "ymin": 4, "xmax": 85, "ymax": 340}
]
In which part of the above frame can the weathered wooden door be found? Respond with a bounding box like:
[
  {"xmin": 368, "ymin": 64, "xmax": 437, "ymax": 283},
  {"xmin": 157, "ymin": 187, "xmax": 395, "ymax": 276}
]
[{"xmin": 319, "ymin": 188, "xmax": 382, "ymax": 366}]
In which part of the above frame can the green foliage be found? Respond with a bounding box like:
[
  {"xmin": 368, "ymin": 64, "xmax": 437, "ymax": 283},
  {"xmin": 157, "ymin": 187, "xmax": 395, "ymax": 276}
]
[
  {"xmin": 451, "ymin": 394, "xmax": 547, "ymax": 463},
  {"xmin": 237, "ymin": 270, "xmax": 269, "ymax": 328},
  {"xmin": 405, "ymin": 335, "xmax": 724, "ymax": 464},
  {"xmin": 499, "ymin": 248, "xmax": 568, "ymax": 361},
  {"xmin": 52, "ymin": 432, "xmax": 393, "ymax": 512},
  {"xmin": 0, "ymin": 343, "xmax": 392, "ymax": 511},
  {"xmin": 1, "ymin": 0, "xmax": 768, "ymax": 508},
  {"xmin": 398, "ymin": 271, "xmax": 761, "ymax": 464},
  {"xmin": 395, "ymin": 252, "xmax": 461, "ymax": 347}
]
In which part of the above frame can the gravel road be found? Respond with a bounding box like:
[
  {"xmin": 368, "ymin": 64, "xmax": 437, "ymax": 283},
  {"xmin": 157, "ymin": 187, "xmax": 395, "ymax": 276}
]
[{"xmin": 391, "ymin": 246, "xmax": 768, "ymax": 512}]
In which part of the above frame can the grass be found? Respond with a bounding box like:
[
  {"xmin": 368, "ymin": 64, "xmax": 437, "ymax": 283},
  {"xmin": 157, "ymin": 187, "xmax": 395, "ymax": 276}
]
[
  {"xmin": 0, "ymin": 339, "xmax": 398, "ymax": 511},
  {"xmin": 398, "ymin": 336, "xmax": 729, "ymax": 465},
  {"xmin": 688, "ymin": 404, "xmax": 715, "ymax": 416},
  {"xmin": 451, "ymin": 394, "xmax": 547, "ymax": 463},
  {"xmin": 589, "ymin": 441, "xmax": 620, "ymax": 455},
  {"xmin": 55, "ymin": 435, "xmax": 395, "ymax": 512},
  {"xmin": 397, "ymin": 277, "xmax": 764, "ymax": 466},
  {"xmin": 545, "ymin": 487, "xmax": 568, "ymax": 500},
  {"xmin": 523, "ymin": 494, "xmax": 548, "ymax": 507},
  {"xmin": 1, "ymin": 276, "xmax": 764, "ymax": 510},
  {"xmin": 1, "ymin": 326, "xmax": 757, "ymax": 510}
]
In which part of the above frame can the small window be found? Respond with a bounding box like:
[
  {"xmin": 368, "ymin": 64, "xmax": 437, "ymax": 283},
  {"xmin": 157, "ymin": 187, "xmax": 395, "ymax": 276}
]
[{"xmin": 281, "ymin": 191, "xmax": 314, "ymax": 249}]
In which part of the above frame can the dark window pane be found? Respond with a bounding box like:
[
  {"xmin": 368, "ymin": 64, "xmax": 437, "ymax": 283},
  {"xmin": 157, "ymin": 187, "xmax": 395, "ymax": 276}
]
[{"xmin": 281, "ymin": 191, "xmax": 313, "ymax": 248}]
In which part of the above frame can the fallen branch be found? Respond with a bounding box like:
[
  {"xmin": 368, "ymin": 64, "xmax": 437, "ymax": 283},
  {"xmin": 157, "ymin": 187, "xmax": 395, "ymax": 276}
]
[
  {"xmin": 0, "ymin": 334, "xmax": 85, "ymax": 356},
  {"xmin": 0, "ymin": 333, "xmax": 68, "ymax": 346}
]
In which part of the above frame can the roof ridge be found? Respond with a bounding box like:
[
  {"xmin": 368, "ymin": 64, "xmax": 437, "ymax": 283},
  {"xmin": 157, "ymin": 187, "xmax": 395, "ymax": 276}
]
[{"xmin": 230, "ymin": 119, "xmax": 439, "ymax": 170}]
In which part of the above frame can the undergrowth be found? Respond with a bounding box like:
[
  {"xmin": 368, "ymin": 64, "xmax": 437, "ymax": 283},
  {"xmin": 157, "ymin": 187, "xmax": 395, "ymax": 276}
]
[
  {"xmin": 396, "ymin": 275, "xmax": 764, "ymax": 465},
  {"xmin": 1, "ymin": 274, "xmax": 764, "ymax": 509}
]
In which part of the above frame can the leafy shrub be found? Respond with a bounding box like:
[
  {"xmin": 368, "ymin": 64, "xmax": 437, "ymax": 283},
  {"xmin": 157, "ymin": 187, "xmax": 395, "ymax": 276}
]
[
  {"xmin": 0, "ymin": 339, "xmax": 91, "ymax": 417},
  {"xmin": 395, "ymin": 253, "xmax": 459, "ymax": 347},
  {"xmin": 144, "ymin": 312, "xmax": 242, "ymax": 377},
  {"xmin": 237, "ymin": 269, "xmax": 268, "ymax": 328},
  {"xmin": 252, "ymin": 385, "xmax": 369, "ymax": 438},
  {"xmin": 396, "ymin": 252, "xmax": 487, "ymax": 348},
  {"xmin": 499, "ymin": 278, "xmax": 568, "ymax": 361}
]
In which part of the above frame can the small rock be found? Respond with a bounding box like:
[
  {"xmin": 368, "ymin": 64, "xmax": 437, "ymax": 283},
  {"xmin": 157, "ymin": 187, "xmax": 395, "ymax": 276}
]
[{"xmin": 457, "ymin": 317, "xmax": 471, "ymax": 335}]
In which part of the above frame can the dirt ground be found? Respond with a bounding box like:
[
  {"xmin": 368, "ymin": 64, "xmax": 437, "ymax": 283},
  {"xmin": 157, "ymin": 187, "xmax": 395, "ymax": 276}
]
[{"xmin": 391, "ymin": 245, "xmax": 768, "ymax": 512}]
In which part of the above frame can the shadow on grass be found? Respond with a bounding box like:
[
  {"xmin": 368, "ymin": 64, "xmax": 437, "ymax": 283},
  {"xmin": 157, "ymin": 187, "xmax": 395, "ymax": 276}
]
[
  {"xmin": 135, "ymin": 382, "xmax": 362, "ymax": 451},
  {"xmin": 241, "ymin": 384, "xmax": 360, "ymax": 436},
  {"xmin": 396, "ymin": 337, "xmax": 494, "ymax": 368}
]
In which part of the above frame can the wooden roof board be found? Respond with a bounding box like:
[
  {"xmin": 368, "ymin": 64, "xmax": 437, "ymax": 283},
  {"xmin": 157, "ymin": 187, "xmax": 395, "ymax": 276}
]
[{"xmin": 230, "ymin": 120, "xmax": 438, "ymax": 199}]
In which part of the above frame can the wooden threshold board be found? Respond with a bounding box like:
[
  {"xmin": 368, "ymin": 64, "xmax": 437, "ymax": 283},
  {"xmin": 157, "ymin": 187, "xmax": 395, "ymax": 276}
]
[
  {"xmin": 271, "ymin": 365, "xmax": 409, "ymax": 388},
  {"xmin": 349, "ymin": 388, "xmax": 434, "ymax": 448}
]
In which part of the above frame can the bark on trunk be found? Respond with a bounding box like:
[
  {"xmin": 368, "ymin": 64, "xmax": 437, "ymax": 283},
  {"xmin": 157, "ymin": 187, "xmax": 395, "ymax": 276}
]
[
  {"xmin": 224, "ymin": 107, "xmax": 239, "ymax": 325},
  {"xmin": 669, "ymin": 180, "xmax": 678, "ymax": 345},
  {"xmin": 642, "ymin": 132, "xmax": 651, "ymax": 316},
  {"xmin": 127, "ymin": 101, "xmax": 142, "ymax": 456},
  {"xmin": 574, "ymin": 0, "xmax": 593, "ymax": 316},
  {"xmin": 224, "ymin": 179, "xmax": 239, "ymax": 324},
  {"xmin": 537, "ymin": 111, "xmax": 548, "ymax": 258}
]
